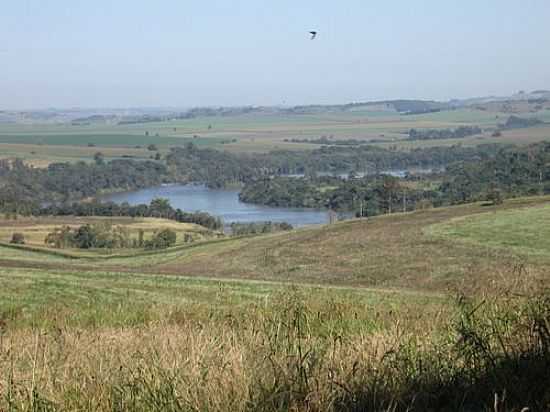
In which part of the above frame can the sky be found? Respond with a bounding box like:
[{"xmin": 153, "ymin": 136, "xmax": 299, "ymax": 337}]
[{"xmin": 2, "ymin": 0, "xmax": 550, "ymax": 109}]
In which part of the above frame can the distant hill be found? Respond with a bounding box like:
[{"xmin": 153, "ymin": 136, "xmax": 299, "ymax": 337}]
[{"xmin": 3, "ymin": 88, "xmax": 549, "ymax": 125}]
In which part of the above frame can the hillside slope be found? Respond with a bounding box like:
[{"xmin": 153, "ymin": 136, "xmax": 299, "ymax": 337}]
[{"xmin": 1, "ymin": 196, "xmax": 549, "ymax": 292}]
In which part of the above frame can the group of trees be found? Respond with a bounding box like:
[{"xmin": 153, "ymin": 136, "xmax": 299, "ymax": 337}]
[
  {"xmin": 164, "ymin": 142, "xmax": 499, "ymax": 189},
  {"xmin": 240, "ymin": 142, "xmax": 550, "ymax": 217},
  {"xmin": 0, "ymin": 158, "xmax": 167, "ymax": 214},
  {"xmin": 284, "ymin": 137, "xmax": 379, "ymax": 146},
  {"xmin": 45, "ymin": 223, "xmax": 133, "ymax": 249},
  {"xmin": 230, "ymin": 221, "xmax": 293, "ymax": 236},
  {"xmin": 44, "ymin": 222, "xmax": 178, "ymax": 250},
  {"xmin": 239, "ymin": 174, "xmax": 425, "ymax": 217},
  {"xmin": 165, "ymin": 143, "xmax": 270, "ymax": 188},
  {"xmin": 438, "ymin": 142, "xmax": 550, "ymax": 203},
  {"xmin": 408, "ymin": 126, "xmax": 482, "ymax": 141},
  {"xmin": 37, "ymin": 198, "xmax": 223, "ymax": 231}
]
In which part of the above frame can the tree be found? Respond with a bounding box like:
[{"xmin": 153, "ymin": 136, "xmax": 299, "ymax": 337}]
[
  {"xmin": 94, "ymin": 152, "xmax": 105, "ymax": 165},
  {"xmin": 150, "ymin": 198, "xmax": 172, "ymax": 218},
  {"xmin": 10, "ymin": 232, "xmax": 25, "ymax": 245},
  {"xmin": 45, "ymin": 226, "xmax": 74, "ymax": 249},
  {"xmin": 486, "ymin": 188, "xmax": 504, "ymax": 205},
  {"xmin": 73, "ymin": 224, "xmax": 97, "ymax": 249},
  {"xmin": 381, "ymin": 176, "xmax": 400, "ymax": 214},
  {"xmin": 147, "ymin": 144, "xmax": 158, "ymax": 151},
  {"xmin": 145, "ymin": 228, "xmax": 177, "ymax": 249},
  {"xmin": 138, "ymin": 229, "xmax": 144, "ymax": 247}
]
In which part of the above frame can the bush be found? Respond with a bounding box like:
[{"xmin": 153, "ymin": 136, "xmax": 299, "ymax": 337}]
[
  {"xmin": 10, "ymin": 232, "xmax": 25, "ymax": 245},
  {"xmin": 145, "ymin": 228, "xmax": 177, "ymax": 249},
  {"xmin": 72, "ymin": 224, "xmax": 96, "ymax": 249},
  {"xmin": 230, "ymin": 221, "xmax": 293, "ymax": 236},
  {"xmin": 486, "ymin": 188, "xmax": 504, "ymax": 205},
  {"xmin": 44, "ymin": 223, "xmax": 132, "ymax": 249}
]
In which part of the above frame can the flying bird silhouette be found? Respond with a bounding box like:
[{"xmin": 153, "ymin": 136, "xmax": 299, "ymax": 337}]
[{"xmin": 309, "ymin": 31, "xmax": 317, "ymax": 40}]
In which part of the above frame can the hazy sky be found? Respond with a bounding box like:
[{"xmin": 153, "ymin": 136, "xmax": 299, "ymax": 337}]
[{"xmin": 2, "ymin": 0, "xmax": 550, "ymax": 109}]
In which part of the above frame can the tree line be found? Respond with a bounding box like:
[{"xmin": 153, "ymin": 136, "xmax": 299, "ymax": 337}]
[
  {"xmin": 37, "ymin": 198, "xmax": 223, "ymax": 231},
  {"xmin": 408, "ymin": 126, "xmax": 482, "ymax": 141},
  {"xmin": 230, "ymin": 221, "xmax": 293, "ymax": 236}
]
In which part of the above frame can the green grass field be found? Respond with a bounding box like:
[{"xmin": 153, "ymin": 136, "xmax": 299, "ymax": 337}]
[{"xmin": 427, "ymin": 202, "xmax": 550, "ymax": 258}]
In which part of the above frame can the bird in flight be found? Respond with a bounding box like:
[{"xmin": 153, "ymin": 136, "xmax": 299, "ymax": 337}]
[{"xmin": 309, "ymin": 31, "xmax": 317, "ymax": 40}]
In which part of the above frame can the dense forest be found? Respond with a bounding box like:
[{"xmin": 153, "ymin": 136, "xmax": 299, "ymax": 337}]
[
  {"xmin": 0, "ymin": 158, "xmax": 167, "ymax": 213},
  {"xmin": 165, "ymin": 144, "xmax": 270, "ymax": 188},
  {"xmin": 0, "ymin": 142, "xmax": 502, "ymax": 211},
  {"xmin": 240, "ymin": 142, "xmax": 550, "ymax": 216},
  {"xmin": 2, "ymin": 140, "xmax": 547, "ymax": 222},
  {"xmin": 439, "ymin": 142, "xmax": 550, "ymax": 203},
  {"xmin": 239, "ymin": 175, "xmax": 432, "ymax": 216}
]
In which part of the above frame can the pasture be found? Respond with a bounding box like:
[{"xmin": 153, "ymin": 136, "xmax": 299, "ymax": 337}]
[
  {"xmin": 427, "ymin": 202, "xmax": 550, "ymax": 258},
  {"xmin": 2, "ymin": 196, "xmax": 550, "ymax": 288}
]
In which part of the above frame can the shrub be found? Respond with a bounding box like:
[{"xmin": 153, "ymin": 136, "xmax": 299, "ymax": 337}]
[
  {"xmin": 486, "ymin": 188, "xmax": 504, "ymax": 205},
  {"xmin": 9, "ymin": 232, "xmax": 25, "ymax": 245},
  {"xmin": 145, "ymin": 228, "xmax": 177, "ymax": 249}
]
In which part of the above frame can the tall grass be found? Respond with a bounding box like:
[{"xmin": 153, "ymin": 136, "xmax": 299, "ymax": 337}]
[{"xmin": 1, "ymin": 278, "xmax": 549, "ymax": 411}]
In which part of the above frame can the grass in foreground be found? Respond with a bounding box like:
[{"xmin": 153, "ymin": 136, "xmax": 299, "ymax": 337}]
[{"xmin": 0, "ymin": 269, "xmax": 549, "ymax": 411}]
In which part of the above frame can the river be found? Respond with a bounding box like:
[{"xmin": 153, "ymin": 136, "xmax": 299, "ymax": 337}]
[{"xmin": 100, "ymin": 184, "xmax": 331, "ymax": 227}]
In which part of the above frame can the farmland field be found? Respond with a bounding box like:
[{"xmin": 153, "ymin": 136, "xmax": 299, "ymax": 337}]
[{"xmin": 3, "ymin": 107, "xmax": 550, "ymax": 165}]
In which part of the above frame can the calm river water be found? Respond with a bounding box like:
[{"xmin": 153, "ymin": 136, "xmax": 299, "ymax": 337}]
[{"xmin": 101, "ymin": 184, "xmax": 330, "ymax": 227}]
